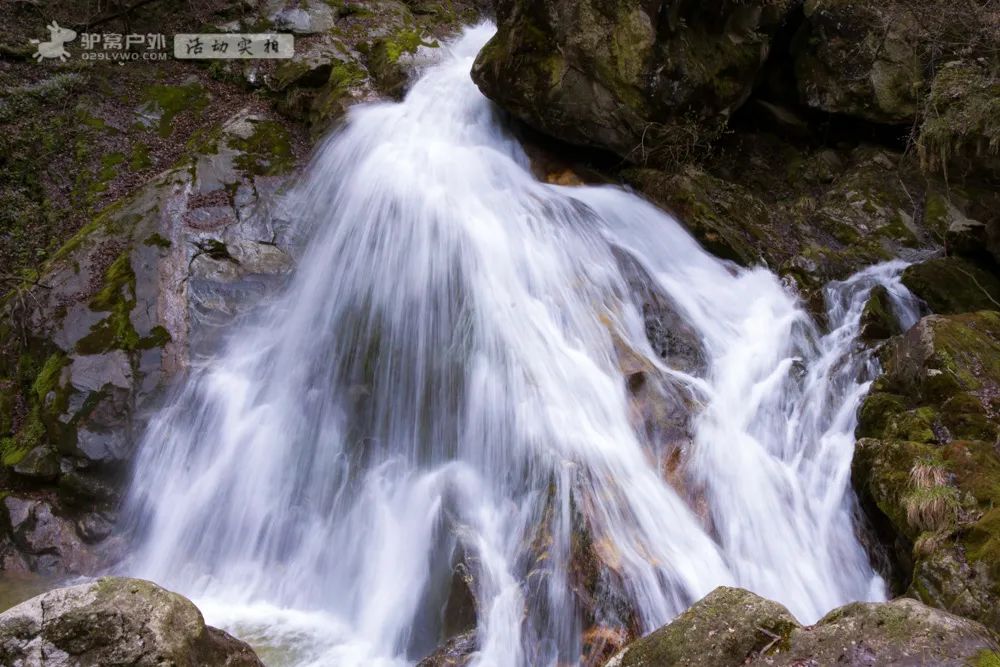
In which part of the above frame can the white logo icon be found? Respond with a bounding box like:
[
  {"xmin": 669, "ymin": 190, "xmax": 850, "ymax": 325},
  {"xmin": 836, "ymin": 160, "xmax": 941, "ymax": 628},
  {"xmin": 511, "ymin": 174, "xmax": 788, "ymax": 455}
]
[{"xmin": 31, "ymin": 21, "xmax": 77, "ymax": 62}]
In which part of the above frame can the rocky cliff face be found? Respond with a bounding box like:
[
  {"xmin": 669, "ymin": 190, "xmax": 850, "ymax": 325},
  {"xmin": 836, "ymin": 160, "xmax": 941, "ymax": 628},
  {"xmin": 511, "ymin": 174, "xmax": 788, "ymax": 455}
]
[{"xmin": 0, "ymin": 0, "xmax": 487, "ymax": 577}]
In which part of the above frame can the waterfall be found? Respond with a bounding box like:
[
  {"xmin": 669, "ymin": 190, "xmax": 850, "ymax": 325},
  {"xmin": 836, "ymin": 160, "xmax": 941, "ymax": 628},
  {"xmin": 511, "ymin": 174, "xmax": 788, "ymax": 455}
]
[{"xmin": 123, "ymin": 24, "xmax": 921, "ymax": 667}]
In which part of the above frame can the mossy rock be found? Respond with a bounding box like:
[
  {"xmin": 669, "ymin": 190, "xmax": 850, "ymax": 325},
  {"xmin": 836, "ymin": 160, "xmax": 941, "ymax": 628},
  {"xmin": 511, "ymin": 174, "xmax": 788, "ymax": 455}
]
[
  {"xmin": 622, "ymin": 166, "xmax": 767, "ymax": 265},
  {"xmin": 793, "ymin": 1, "xmax": 924, "ymax": 124},
  {"xmin": 853, "ymin": 311, "xmax": 1000, "ymax": 630},
  {"xmin": 860, "ymin": 285, "xmax": 903, "ymax": 341},
  {"xmin": 609, "ymin": 587, "xmax": 999, "ymax": 667},
  {"xmin": 918, "ymin": 60, "xmax": 1000, "ymax": 184},
  {"xmin": 609, "ymin": 587, "xmax": 797, "ymax": 667},
  {"xmin": 140, "ymin": 81, "xmax": 210, "ymax": 138},
  {"xmin": 0, "ymin": 577, "xmax": 264, "ymax": 665},
  {"xmin": 472, "ymin": 0, "xmax": 795, "ymax": 162},
  {"xmin": 623, "ymin": 146, "xmax": 960, "ymax": 289},
  {"xmin": 902, "ymin": 257, "xmax": 1000, "ymax": 315}
]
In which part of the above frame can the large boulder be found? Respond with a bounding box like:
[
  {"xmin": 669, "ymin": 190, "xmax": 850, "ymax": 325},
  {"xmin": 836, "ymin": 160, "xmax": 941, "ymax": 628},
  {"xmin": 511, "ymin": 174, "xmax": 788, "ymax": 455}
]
[
  {"xmin": 793, "ymin": 1, "xmax": 925, "ymax": 124},
  {"xmin": 901, "ymin": 257, "xmax": 1000, "ymax": 315},
  {"xmin": 854, "ymin": 311, "xmax": 1000, "ymax": 631},
  {"xmin": 793, "ymin": 1, "xmax": 999, "ymax": 130},
  {"xmin": 607, "ymin": 586, "xmax": 1000, "ymax": 667},
  {"xmin": 917, "ymin": 59, "xmax": 1000, "ymax": 184},
  {"xmin": 0, "ymin": 577, "xmax": 263, "ymax": 666},
  {"xmin": 472, "ymin": 0, "xmax": 796, "ymax": 161}
]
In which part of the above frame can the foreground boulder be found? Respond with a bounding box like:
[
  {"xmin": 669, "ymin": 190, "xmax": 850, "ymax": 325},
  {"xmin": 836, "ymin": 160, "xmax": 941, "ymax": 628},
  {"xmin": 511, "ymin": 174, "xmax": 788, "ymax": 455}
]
[
  {"xmin": 473, "ymin": 0, "xmax": 796, "ymax": 161},
  {"xmin": 606, "ymin": 586, "xmax": 1000, "ymax": 667},
  {"xmin": 0, "ymin": 577, "xmax": 262, "ymax": 666},
  {"xmin": 854, "ymin": 311, "xmax": 1000, "ymax": 631}
]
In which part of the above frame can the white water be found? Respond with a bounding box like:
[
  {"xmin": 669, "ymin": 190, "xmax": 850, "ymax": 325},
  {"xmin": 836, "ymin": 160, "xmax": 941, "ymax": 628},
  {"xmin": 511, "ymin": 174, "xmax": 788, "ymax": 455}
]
[{"xmin": 124, "ymin": 25, "xmax": 921, "ymax": 667}]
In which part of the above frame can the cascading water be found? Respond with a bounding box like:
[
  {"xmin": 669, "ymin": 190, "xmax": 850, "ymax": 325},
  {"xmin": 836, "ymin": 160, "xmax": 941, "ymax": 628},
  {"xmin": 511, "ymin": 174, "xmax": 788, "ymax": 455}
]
[{"xmin": 123, "ymin": 24, "xmax": 921, "ymax": 667}]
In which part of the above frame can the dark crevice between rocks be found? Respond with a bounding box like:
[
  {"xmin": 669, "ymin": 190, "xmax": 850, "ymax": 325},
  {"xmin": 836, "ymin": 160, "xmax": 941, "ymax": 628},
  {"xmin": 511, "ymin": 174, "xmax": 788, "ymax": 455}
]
[
  {"xmin": 854, "ymin": 492, "xmax": 914, "ymax": 597},
  {"xmin": 508, "ymin": 119, "xmax": 627, "ymax": 183}
]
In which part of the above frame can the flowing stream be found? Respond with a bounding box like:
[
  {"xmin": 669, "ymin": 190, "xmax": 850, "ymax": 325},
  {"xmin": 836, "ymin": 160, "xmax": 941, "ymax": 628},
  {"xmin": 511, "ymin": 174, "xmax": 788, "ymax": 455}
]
[{"xmin": 123, "ymin": 25, "xmax": 921, "ymax": 667}]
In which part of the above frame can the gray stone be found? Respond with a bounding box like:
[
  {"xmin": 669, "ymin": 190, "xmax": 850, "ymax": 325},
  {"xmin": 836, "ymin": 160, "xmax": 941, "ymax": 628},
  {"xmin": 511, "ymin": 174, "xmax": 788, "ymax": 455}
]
[
  {"xmin": 68, "ymin": 351, "xmax": 132, "ymax": 393},
  {"xmin": 269, "ymin": 0, "xmax": 336, "ymax": 34},
  {"xmin": 609, "ymin": 587, "xmax": 1000, "ymax": 667},
  {"xmin": 74, "ymin": 428, "xmax": 130, "ymax": 464},
  {"xmin": 2, "ymin": 498, "xmax": 99, "ymax": 576},
  {"xmin": 0, "ymin": 577, "xmax": 264, "ymax": 666}
]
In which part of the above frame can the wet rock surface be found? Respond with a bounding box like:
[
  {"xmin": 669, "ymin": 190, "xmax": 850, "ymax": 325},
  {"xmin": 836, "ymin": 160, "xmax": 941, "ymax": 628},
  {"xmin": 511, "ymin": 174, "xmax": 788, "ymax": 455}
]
[
  {"xmin": 607, "ymin": 586, "xmax": 1000, "ymax": 667},
  {"xmin": 854, "ymin": 311, "xmax": 1000, "ymax": 631},
  {"xmin": 0, "ymin": 577, "xmax": 264, "ymax": 666}
]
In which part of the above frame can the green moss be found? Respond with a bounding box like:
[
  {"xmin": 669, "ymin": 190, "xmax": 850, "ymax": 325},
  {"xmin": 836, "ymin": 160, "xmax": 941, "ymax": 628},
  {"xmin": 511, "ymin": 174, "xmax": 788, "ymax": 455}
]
[
  {"xmin": 970, "ymin": 649, "xmax": 1000, "ymax": 667},
  {"xmin": 860, "ymin": 286, "xmax": 902, "ymax": 341},
  {"xmin": 143, "ymin": 233, "xmax": 171, "ymax": 248},
  {"xmin": 0, "ymin": 404, "xmax": 47, "ymax": 466},
  {"xmin": 47, "ymin": 200, "xmax": 127, "ymax": 266},
  {"xmin": 885, "ymin": 407, "xmax": 939, "ymax": 444},
  {"xmin": 857, "ymin": 392, "xmax": 907, "ymax": 437},
  {"xmin": 365, "ymin": 27, "xmax": 435, "ymax": 94},
  {"xmin": 381, "ymin": 28, "xmax": 427, "ymax": 63},
  {"xmin": 927, "ymin": 312, "xmax": 1000, "ymax": 394},
  {"xmin": 137, "ymin": 325, "xmax": 172, "ymax": 350},
  {"xmin": 919, "ymin": 60, "xmax": 1000, "ymax": 176},
  {"xmin": 129, "ymin": 143, "xmax": 152, "ymax": 171},
  {"xmin": 306, "ymin": 61, "xmax": 367, "ymax": 128},
  {"xmin": 142, "ymin": 82, "xmax": 210, "ymax": 138},
  {"xmin": 902, "ymin": 257, "xmax": 1000, "ymax": 315},
  {"xmin": 229, "ymin": 120, "xmax": 295, "ymax": 177},
  {"xmin": 75, "ymin": 252, "xmax": 139, "ymax": 354},
  {"xmin": 32, "ymin": 353, "xmax": 68, "ymax": 403},
  {"xmin": 923, "ymin": 192, "xmax": 950, "ymax": 230},
  {"xmin": 609, "ymin": 8, "xmax": 654, "ymax": 85}
]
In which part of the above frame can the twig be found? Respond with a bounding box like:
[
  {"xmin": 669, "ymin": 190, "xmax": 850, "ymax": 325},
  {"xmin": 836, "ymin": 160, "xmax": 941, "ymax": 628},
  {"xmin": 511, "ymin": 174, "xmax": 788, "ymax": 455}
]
[{"xmin": 953, "ymin": 265, "xmax": 1000, "ymax": 310}]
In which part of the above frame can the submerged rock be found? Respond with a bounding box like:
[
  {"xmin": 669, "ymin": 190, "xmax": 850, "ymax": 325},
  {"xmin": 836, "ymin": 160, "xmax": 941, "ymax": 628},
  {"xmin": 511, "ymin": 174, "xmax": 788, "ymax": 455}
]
[
  {"xmin": 417, "ymin": 630, "xmax": 476, "ymax": 667},
  {"xmin": 859, "ymin": 286, "xmax": 902, "ymax": 342},
  {"xmin": 0, "ymin": 577, "xmax": 263, "ymax": 666},
  {"xmin": 607, "ymin": 586, "xmax": 999, "ymax": 667}
]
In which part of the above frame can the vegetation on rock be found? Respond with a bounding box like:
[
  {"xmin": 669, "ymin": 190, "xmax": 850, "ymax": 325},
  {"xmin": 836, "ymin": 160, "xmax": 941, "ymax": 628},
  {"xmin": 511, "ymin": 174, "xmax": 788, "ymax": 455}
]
[
  {"xmin": 609, "ymin": 586, "xmax": 1000, "ymax": 667},
  {"xmin": 854, "ymin": 311, "xmax": 1000, "ymax": 631}
]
